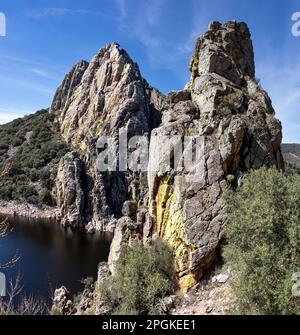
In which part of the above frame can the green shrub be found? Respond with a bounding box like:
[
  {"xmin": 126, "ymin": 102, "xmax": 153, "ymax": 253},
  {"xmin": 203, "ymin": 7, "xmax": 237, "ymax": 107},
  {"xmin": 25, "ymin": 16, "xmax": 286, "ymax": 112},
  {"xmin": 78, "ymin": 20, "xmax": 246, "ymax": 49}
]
[
  {"xmin": 224, "ymin": 168, "xmax": 300, "ymax": 315},
  {"xmin": 285, "ymin": 162, "xmax": 300, "ymax": 176},
  {"xmin": 100, "ymin": 239, "xmax": 176, "ymax": 315}
]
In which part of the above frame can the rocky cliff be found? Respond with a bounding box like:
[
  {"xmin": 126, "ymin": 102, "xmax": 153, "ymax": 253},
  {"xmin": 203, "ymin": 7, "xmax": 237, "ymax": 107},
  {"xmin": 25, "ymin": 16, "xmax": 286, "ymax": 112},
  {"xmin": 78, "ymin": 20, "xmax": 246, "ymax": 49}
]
[
  {"xmin": 51, "ymin": 43, "xmax": 164, "ymax": 230},
  {"xmin": 50, "ymin": 21, "xmax": 284, "ymax": 292},
  {"xmin": 147, "ymin": 21, "xmax": 283, "ymax": 291}
]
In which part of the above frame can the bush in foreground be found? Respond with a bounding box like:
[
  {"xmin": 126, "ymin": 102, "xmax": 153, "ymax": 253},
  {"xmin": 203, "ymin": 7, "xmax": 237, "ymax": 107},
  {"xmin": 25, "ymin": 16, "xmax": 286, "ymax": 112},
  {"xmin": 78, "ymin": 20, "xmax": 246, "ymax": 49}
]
[
  {"xmin": 100, "ymin": 239, "xmax": 176, "ymax": 315},
  {"xmin": 224, "ymin": 168, "xmax": 300, "ymax": 315}
]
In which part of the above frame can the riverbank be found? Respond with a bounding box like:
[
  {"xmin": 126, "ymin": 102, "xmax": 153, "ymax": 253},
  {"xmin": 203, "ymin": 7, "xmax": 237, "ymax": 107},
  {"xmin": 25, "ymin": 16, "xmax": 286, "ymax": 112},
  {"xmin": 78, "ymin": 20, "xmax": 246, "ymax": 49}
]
[{"xmin": 0, "ymin": 200, "xmax": 59, "ymax": 220}]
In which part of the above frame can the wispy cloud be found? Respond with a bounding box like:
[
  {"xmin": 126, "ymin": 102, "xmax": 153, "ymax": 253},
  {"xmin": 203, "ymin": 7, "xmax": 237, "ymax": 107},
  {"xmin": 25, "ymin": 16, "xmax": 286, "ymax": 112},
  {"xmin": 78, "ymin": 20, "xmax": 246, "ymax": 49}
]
[
  {"xmin": 0, "ymin": 74, "xmax": 54, "ymax": 95},
  {"xmin": 115, "ymin": 0, "xmax": 127, "ymax": 20},
  {"xmin": 29, "ymin": 68, "xmax": 58, "ymax": 80},
  {"xmin": 113, "ymin": 0, "xmax": 209, "ymax": 72},
  {"xmin": 256, "ymin": 58, "xmax": 300, "ymax": 143},
  {"xmin": 1, "ymin": 53, "xmax": 65, "ymax": 80},
  {"xmin": 27, "ymin": 7, "xmax": 106, "ymax": 20},
  {"xmin": 0, "ymin": 108, "xmax": 33, "ymax": 125},
  {"xmin": 114, "ymin": 0, "xmax": 170, "ymax": 66},
  {"xmin": 124, "ymin": 0, "xmax": 165, "ymax": 46}
]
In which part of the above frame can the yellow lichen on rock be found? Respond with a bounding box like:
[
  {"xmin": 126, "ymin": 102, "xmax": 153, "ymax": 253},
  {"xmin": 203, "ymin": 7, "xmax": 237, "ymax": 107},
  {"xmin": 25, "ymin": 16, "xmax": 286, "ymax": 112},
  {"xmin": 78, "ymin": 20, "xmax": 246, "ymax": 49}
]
[
  {"xmin": 154, "ymin": 177, "xmax": 198, "ymax": 292},
  {"xmin": 179, "ymin": 274, "xmax": 197, "ymax": 294}
]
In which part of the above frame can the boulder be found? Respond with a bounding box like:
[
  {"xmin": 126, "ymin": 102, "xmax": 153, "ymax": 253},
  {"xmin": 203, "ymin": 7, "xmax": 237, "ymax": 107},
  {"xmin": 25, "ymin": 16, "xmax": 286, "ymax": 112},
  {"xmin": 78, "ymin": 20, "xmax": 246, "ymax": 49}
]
[
  {"xmin": 212, "ymin": 274, "xmax": 230, "ymax": 284},
  {"xmin": 51, "ymin": 287, "xmax": 76, "ymax": 315}
]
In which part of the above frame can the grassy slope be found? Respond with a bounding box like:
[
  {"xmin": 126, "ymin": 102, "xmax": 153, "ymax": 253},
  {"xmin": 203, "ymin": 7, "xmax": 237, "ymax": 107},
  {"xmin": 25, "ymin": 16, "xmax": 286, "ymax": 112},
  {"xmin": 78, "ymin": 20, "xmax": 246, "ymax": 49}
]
[{"xmin": 0, "ymin": 109, "xmax": 70, "ymax": 206}]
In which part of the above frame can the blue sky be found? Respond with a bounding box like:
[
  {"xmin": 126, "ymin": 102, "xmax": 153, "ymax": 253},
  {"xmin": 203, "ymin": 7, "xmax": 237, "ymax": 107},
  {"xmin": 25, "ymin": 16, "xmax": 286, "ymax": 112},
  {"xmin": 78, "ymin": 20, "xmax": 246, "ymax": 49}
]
[{"xmin": 0, "ymin": 0, "xmax": 300, "ymax": 143}]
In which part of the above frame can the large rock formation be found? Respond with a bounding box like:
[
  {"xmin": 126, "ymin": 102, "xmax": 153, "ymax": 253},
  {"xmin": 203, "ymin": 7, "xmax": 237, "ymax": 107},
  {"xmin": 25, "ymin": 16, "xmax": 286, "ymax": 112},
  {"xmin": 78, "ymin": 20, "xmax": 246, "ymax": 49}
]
[
  {"xmin": 147, "ymin": 21, "xmax": 284, "ymax": 291},
  {"xmin": 51, "ymin": 43, "xmax": 164, "ymax": 230},
  {"xmin": 50, "ymin": 21, "xmax": 284, "ymax": 292}
]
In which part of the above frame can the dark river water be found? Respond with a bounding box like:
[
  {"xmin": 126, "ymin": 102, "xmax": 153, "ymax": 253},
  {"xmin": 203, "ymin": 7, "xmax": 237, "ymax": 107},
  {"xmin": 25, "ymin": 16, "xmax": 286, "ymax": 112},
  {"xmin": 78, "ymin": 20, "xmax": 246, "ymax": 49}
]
[{"xmin": 0, "ymin": 215, "xmax": 112, "ymax": 304}]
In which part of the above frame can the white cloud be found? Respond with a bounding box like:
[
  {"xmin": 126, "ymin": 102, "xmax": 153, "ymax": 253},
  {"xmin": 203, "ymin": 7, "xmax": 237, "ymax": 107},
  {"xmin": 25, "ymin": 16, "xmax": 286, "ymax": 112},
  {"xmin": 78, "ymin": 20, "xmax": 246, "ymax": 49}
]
[
  {"xmin": 29, "ymin": 68, "xmax": 58, "ymax": 80},
  {"xmin": 27, "ymin": 7, "xmax": 106, "ymax": 20},
  {"xmin": 0, "ymin": 108, "xmax": 33, "ymax": 125}
]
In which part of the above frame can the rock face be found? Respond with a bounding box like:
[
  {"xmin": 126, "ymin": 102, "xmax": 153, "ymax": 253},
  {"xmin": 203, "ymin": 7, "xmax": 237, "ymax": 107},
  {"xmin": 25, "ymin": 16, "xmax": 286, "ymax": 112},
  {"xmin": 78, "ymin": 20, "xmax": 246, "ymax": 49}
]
[
  {"xmin": 148, "ymin": 21, "xmax": 284, "ymax": 292},
  {"xmin": 51, "ymin": 43, "xmax": 164, "ymax": 229},
  {"xmin": 51, "ymin": 60, "xmax": 89, "ymax": 117},
  {"xmin": 56, "ymin": 151, "xmax": 85, "ymax": 227},
  {"xmin": 50, "ymin": 21, "xmax": 284, "ymax": 293}
]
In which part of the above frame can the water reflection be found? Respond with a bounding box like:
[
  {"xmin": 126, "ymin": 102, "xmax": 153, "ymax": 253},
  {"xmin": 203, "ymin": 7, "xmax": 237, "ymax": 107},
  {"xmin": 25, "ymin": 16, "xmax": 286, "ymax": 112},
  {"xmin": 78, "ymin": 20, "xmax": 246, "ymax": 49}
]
[{"xmin": 0, "ymin": 215, "xmax": 112, "ymax": 304}]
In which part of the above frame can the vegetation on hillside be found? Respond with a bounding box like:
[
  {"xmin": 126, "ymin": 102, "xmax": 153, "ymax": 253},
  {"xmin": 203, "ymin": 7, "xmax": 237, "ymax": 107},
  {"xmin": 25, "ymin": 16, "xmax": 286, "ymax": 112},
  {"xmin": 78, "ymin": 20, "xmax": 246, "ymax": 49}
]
[
  {"xmin": 282, "ymin": 143, "xmax": 300, "ymax": 156},
  {"xmin": 0, "ymin": 110, "xmax": 70, "ymax": 206},
  {"xmin": 224, "ymin": 168, "xmax": 300, "ymax": 315},
  {"xmin": 285, "ymin": 162, "xmax": 300, "ymax": 176},
  {"xmin": 282, "ymin": 144, "xmax": 300, "ymax": 171},
  {"xmin": 99, "ymin": 240, "xmax": 177, "ymax": 315}
]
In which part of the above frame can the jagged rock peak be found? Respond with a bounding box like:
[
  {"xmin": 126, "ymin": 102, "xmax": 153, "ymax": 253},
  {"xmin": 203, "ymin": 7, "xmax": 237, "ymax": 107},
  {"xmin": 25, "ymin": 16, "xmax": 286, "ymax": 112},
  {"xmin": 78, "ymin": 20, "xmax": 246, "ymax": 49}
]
[
  {"xmin": 93, "ymin": 42, "xmax": 139, "ymax": 69},
  {"xmin": 50, "ymin": 60, "xmax": 89, "ymax": 115},
  {"xmin": 51, "ymin": 41, "xmax": 164, "ymax": 146},
  {"xmin": 148, "ymin": 20, "xmax": 284, "ymax": 292},
  {"xmin": 50, "ymin": 41, "xmax": 165, "ymax": 229},
  {"xmin": 190, "ymin": 20, "xmax": 255, "ymax": 86}
]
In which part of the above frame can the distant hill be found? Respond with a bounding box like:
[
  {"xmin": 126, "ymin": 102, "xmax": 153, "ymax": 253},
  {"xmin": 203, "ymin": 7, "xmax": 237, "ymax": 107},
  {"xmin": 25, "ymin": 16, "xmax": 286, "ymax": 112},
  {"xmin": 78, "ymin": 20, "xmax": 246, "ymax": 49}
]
[
  {"xmin": 282, "ymin": 143, "xmax": 300, "ymax": 174},
  {"xmin": 282, "ymin": 144, "xmax": 300, "ymax": 167}
]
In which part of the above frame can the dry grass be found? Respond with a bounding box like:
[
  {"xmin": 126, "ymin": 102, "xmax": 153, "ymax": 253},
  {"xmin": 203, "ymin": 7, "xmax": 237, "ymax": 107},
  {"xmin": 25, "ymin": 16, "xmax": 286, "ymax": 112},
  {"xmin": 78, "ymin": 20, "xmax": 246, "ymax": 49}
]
[{"xmin": 0, "ymin": 274, "xmax": 48, "ymax": 315}]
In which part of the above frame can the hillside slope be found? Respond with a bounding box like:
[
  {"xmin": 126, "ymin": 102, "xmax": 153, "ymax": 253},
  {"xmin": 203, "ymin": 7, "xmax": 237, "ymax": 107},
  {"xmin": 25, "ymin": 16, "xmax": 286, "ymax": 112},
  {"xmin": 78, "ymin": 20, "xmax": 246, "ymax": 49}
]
[{"xmin": 0, "ymin": 110, "xmax": 70, "ymax": 206}]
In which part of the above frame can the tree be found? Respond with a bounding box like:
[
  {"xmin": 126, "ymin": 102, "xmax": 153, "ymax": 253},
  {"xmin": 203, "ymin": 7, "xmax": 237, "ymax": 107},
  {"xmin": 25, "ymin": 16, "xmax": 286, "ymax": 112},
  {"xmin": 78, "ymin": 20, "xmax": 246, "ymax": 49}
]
[
  {"xmin": 99, "ymin": 239, "xmax": 176, "ymax": 315},
  {"xmin": 224, "ymin": 168, "xmax": 300, "ymax": 314}
]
